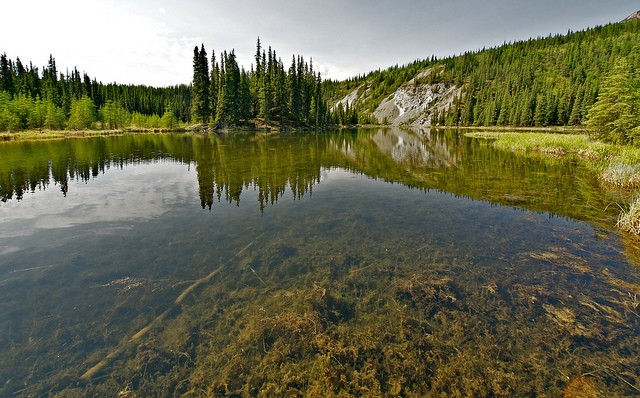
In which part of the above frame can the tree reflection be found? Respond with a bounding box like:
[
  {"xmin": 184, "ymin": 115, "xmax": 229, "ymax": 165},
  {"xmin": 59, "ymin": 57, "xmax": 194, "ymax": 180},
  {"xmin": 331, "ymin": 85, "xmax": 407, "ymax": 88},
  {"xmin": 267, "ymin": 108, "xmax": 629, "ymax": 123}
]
[{"xmin": 0, "ymin": 129, "xmax": 616, "ymax": 225}]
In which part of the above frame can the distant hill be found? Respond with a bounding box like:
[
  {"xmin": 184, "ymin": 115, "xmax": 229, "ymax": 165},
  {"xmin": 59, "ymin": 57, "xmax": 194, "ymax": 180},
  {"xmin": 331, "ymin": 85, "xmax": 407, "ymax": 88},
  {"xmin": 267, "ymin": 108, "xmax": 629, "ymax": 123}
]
[{"xmin": 325, "ymin": 16, "xmax": 640, "ymax": 128}]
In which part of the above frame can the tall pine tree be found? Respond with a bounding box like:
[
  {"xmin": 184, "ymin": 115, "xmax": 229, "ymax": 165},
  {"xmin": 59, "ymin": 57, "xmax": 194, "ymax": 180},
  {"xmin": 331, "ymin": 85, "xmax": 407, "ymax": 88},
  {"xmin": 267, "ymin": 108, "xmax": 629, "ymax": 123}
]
[{"xmin": 191, "ymin": 44, "xmax": 211, "ymax": 123}]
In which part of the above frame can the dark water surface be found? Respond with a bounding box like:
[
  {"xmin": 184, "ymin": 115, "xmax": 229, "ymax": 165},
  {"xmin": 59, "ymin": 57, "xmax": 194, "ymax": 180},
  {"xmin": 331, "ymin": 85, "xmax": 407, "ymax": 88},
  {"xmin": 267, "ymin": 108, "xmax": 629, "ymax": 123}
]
[{"xmin": 0, "ymin": 129, "xmax": 638, "ymax": 396}]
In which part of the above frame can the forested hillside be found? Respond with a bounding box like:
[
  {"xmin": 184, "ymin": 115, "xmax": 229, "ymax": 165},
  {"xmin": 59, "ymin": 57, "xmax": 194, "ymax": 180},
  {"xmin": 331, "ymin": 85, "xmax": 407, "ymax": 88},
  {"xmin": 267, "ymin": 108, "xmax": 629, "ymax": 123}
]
[
  {"xmin": 0, "ymin": 54, "xmax": 191, "ymax": 131},
  {"xmin": 325, "ymin": 18, "xmax": 640, "ymax": 139}
]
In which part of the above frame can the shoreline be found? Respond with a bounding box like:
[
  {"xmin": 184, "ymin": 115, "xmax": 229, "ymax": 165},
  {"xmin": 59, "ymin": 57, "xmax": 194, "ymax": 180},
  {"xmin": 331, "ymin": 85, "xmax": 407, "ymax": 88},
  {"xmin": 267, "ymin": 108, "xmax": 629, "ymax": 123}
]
[
  {"xmin": 1, "ymin": 124, "xmax": 588, "ymax": 142},
  {"xmin": 0, "ymin": 128, "xmax": 191, "ymax": 142}
]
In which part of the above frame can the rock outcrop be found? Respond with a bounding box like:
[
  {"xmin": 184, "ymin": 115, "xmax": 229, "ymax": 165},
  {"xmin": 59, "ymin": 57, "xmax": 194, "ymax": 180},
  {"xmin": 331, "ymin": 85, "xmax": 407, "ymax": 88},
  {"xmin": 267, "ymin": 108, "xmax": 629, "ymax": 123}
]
[
  {"xmin": 333, "ymin": 67, "xmax": 461, "ymax": 127},
  {"xmin": 623, "ymin": 10, "xmax": 640, "ymax": 22},
  {"xmin": 372, "ymin": 69, "xmax": 461, "ymax": 126},
  {"xmin": 333, "ymin": 85, "xmax": 364, "ymax": 110}
]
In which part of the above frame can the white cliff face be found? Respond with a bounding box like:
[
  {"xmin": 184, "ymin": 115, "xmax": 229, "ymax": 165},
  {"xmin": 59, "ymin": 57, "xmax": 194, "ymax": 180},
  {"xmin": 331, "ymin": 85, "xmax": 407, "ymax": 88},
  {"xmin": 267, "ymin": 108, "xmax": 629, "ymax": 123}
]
[
  {"xmin": 332, "ymin": 67, "xmax": 462, "ymax": 126},
  {"xmin": 371, "ymin": 68, "xmax": 461, "ymax": 126},
  {"xmin": 333, "ymin": 84, "xmax": 364, "ymax": 110},
  {"xmin": 623, "ymin": 10, "xmax": 640, "ymax": 22}
]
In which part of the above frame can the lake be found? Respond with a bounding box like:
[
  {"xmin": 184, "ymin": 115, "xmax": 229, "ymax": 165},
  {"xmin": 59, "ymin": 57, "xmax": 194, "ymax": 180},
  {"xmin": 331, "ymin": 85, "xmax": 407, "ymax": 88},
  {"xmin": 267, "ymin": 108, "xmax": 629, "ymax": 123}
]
[{"xmin": 0, "ymin": 128, "xmax": 639, "ymax": 396}]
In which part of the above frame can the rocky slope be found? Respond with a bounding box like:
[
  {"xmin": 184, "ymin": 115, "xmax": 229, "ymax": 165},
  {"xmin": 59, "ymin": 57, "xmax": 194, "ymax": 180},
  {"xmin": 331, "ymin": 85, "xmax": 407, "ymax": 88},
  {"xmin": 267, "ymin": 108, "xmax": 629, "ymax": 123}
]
[
  {"xmin": 334, "ymin": 67, "xmax": 461, "ymax": 127},
  {"xmin": 623, "ymin": 10, "xmax": 640, "ymax": 22}
]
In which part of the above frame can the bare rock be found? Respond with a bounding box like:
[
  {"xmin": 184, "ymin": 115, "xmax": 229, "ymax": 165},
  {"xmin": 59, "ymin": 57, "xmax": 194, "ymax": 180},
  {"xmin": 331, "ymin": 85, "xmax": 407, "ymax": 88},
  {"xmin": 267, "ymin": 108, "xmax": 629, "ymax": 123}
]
[{"xmin": 623, "ymin": 10, "xmax": 640, "ymax": 22}]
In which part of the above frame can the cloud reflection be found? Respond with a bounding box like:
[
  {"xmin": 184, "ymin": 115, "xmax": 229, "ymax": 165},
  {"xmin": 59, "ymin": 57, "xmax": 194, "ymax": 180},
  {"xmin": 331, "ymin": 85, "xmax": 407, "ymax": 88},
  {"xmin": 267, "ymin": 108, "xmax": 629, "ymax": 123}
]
[{"xmin": 0, "ymin": 162, "xmax": 196, "ymax": 238}]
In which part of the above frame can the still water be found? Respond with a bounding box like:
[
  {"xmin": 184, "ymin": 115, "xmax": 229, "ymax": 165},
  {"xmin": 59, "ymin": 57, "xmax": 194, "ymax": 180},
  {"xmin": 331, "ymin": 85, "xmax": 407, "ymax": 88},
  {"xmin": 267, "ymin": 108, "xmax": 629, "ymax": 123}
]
[{"xmin": 0, "ymin": 128, "xmax": 638, "ymax": 396}]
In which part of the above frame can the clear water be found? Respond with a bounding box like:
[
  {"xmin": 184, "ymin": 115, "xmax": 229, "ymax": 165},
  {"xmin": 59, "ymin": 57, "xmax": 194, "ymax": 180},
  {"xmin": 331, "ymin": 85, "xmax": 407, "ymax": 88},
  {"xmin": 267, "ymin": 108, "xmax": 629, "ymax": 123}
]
[{"xmin": 0, "ymin": 128, "xmax": 638, "ymax": 396}]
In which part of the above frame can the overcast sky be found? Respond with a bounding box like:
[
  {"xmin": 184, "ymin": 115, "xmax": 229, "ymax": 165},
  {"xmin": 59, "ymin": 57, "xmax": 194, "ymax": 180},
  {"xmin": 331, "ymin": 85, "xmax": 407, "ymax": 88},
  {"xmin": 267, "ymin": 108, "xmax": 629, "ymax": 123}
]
[{"xmin": 1, "ymin": 0, "xmax": 637, "ymax": 86}]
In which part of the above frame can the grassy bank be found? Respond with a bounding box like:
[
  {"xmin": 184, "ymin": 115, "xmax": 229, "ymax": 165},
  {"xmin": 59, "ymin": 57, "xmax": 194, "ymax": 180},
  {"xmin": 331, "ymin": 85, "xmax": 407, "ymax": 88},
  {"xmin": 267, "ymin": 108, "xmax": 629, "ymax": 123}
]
[
  {"xmin": 0, "ymin": 128, "xmax": 187, "ymax": 142},
  {"xmin": 466, "ymin": 131, "xmax": 640, "ymax": 235},
  {"xmin": 0, "ymin": 119, "xmax": 312, "ymax": 142}
]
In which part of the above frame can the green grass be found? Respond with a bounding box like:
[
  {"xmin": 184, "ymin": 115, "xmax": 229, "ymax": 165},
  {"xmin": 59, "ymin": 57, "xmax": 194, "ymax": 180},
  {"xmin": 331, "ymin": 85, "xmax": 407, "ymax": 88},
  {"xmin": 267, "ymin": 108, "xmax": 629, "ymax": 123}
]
[
  {"xmin": 0, "ymin": 128, "xmax": 183, "ymax": 143},
  {"xmin": 467, "ymin": 131, "xmax": 607, "ymax": 156}
]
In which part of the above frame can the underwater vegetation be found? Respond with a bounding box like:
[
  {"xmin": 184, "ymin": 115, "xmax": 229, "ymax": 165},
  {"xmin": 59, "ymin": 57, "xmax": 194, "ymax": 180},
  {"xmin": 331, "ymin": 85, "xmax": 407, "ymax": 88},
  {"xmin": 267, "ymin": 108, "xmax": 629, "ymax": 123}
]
[
  {"xmin": 0, "ymin": 129, "xmax": 639, "ymax": 397},
  {"xmin": 38, "ymin": 212, "xmax": 640, "ymax": 397}
]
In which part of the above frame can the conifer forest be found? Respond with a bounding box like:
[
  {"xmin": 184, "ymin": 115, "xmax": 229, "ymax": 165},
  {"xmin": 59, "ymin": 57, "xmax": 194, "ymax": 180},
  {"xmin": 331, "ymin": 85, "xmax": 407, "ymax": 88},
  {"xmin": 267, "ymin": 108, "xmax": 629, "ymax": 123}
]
[{"xmin": 0, "ymin": 19, "xmax": 639, "ymax": 143}]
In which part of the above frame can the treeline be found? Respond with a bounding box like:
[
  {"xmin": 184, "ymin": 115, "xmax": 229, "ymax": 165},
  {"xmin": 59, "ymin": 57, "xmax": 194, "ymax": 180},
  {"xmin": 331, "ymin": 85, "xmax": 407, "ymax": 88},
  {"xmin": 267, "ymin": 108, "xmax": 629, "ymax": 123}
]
[
  {"xmin": 326, "ymin": 18, "xmax": 640, "ymax": 136},
  {"xmin": 191, "ymin": 38, "xmax": 330, "ymax": 127},
  {"xmin": 447, "ymin": 21, "xmax": 640, "ymax": 129},
  {"xmin": 0, "ymin": 54, "xmax": 191, "ymax": 131}
]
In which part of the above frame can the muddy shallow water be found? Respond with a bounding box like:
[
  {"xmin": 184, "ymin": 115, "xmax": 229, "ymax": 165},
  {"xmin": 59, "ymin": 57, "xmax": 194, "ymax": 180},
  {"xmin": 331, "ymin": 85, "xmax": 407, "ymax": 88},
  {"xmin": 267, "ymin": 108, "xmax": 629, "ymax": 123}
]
[{"xmin": 0, "ymin": 128, "xmax": 638, "ymax": 396}]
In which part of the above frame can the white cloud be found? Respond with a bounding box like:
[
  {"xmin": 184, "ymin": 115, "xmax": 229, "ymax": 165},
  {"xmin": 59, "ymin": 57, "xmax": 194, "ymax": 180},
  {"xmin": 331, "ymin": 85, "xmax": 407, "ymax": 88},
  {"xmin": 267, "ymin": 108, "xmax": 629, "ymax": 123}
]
[
  {"xmin": 317, "ymin": 63, "xmax": 362, "ymax": 82},
  {"xmin": 1, "ymin": 0, "xmax": 634, "ymax": 86},
  {"xmin": 1, "ymin": 0, "xmax": 200, "ymax": 86},
  {"xmin": 0, "ymin": 162, "xmax": 196, "ymax": 238}
]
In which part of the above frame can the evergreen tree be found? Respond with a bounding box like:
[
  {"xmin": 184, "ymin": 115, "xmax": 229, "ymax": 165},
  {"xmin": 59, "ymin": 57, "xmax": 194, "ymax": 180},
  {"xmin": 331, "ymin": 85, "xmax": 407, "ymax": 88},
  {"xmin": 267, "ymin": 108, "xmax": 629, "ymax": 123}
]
[
  {"xmin": 226, "ymin": 51, "xmax": 241, "ymax": 123},
  {"xmin": 217, "ymin": 50, "xmax": 241, "ymax": 124},
  {"xmin": 253, "ymin": 37, "xmax": 263, "ymax": 116},
  {"xmin": 191, "ymin": 44, "xmax": 211, "ymax": 123},
  {"xmin": 533, "ymin": 93, "xmax": 547, "ymax": 126},
  {"xmin": 0, "ymin": 53, "xmax": 14, "ymax": 95},
  {"xmin": 210, "ymin": 51, "xmax": 218, "ymax": 122},
  {"xmin": 274, "ymin": 60, "xmax": 288, "ymax": 121},
  {"xmin": 568, "ymin": 84, "xmax": 584, "ymax": 125},
  {"xmin": 289, "ymin": 56, "xmax": 301, "ymax": 122},
  {"xmin": 586, "ymin": 57, "xmax": 640, "ymax": 144},
  {"xmin": 260, "ymin": 65, "xmax": 273, "ymax": 121},
  {"xmin": 216, "ymin": 51, "xmax": 228, "ymax": 122},
  {"xmin": 42, "ymin": 55, "xmax": 60, "ymax": 106},
  {"xmin": 239, "ymin": 70, "xmax": 252, "ymax": 121}
]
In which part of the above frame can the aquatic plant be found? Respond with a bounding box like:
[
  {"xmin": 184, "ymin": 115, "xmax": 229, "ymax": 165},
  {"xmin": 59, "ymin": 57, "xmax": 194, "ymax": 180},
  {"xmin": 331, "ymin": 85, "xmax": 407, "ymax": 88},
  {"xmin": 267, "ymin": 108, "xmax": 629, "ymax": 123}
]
[
  {"xmin": 618, "ymin": 195, "xmax": 640, "ymax": 235},
  {"xmin": 601, "ymin": 162, "xmax": 640, "ymax": 189}
]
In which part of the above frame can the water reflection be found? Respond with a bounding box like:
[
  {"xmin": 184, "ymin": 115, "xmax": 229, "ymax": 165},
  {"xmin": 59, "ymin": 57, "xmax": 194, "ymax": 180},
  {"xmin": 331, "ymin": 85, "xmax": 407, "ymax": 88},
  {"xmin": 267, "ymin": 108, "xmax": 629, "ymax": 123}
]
[
  {"xmin": 0, "ymin": 129, "xmax": 618, "ymax": 225},
  {"xmin": 372, "ymin": 128, "xmax": 459, "ymax": 169},
  {"xmin": 0, "ymin": 129, "xmax": 639, "ymax": 396}
]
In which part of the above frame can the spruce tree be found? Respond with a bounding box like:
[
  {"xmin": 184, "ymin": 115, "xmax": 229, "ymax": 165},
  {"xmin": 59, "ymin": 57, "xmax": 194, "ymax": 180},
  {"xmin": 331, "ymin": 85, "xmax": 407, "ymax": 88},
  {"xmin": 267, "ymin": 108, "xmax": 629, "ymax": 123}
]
[
  {"xmin": 568, "ymin": 84, "xmax": 584, "ymax": 125},
  {"xmin": 191, "ymin": 44, "xmax": 211, "ymax": 123},
  {"xmin": 289, "ymin": 56, "xmax": 301, "ymax": 123},
  {"xmin": 217, "ymin": 51, "xmax": 241, "ymax": 124},
  {"xmin": 586, "ymin": 58, "xmax": 640, "ymax": 144},
  {"xmin": 260, "ymin": 63, "xmax": 273, "ymax": 121},
  {"xmin": 200, "ymin": 44, "xmax": 211, "ymax": 120},
  {"xmin": 239, "ymin": 70, "xmax": 252, "ymax": 121},
  {"xmin": 0, "ymin": 53, "xmax": 14, "ymax": 95},
  {"xmin": 210, "ymin": 51, "xmax": 218, "ymax": 122},
  {"xmin": 216, "ymin": 51, "xmax": 227, "ymax": 122},
  {"xmin": 274, "ymin": 60, "xmax": 287, "ymax": 121}
]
